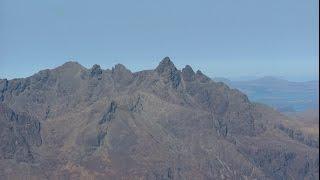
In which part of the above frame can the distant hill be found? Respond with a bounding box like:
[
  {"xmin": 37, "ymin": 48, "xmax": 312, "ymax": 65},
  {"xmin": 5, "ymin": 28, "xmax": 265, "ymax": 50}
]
[{"xmin": 214, "ymin": 76, "xmax": 319, "ymax": 112}]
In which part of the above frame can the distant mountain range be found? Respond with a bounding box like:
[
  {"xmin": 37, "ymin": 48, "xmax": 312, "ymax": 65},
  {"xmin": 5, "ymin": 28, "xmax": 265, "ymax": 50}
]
[
  {"xmin": 214, "ymin": 76, "xmax": 319, "ymax": 112},
  {"xmin": 0, "ymin": 58, "xmax": 318, "ymax": 179}
]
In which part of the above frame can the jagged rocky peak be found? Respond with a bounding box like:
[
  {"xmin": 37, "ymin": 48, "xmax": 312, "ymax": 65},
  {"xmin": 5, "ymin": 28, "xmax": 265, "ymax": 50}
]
[
  {"xmin": 196, "ymin": 70, "xmax": 204, "ymax": 76},
  {"xmin": 182, "ymin": 65, "xmax": 195, "ymax": 81},
  {"xmin": 155, "ymin": 57, "xmax": 181, "ymax": 88},
  {"xmin": 90, "ymin": 64, "xmax": 103, "ymax": 77},
  {"xmin": 111, "ymin": 64, "xmax": 133, "ymax": 84},
  {"xmin": 196, "ymin": 70, "xmax": 210, "ymax": 82},
  {"xmin": 112, "ymin": 63, "xmax": 131, "ymax": 73},
  {"xmin": 155, "ymin": 57, "xmax": 177, "ymax": 74}
]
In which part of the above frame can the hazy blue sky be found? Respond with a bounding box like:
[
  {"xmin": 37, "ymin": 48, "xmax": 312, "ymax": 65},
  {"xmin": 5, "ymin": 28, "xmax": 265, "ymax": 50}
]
[{"xmin": 0, "ymin": 0, "xmax": 318, "ymax": 81}]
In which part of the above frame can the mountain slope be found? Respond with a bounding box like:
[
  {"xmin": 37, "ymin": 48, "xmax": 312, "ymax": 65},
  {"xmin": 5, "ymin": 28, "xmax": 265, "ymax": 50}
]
[{"xmin": 0, "ymin": 58, "xmax": 318, "ymax": 180}]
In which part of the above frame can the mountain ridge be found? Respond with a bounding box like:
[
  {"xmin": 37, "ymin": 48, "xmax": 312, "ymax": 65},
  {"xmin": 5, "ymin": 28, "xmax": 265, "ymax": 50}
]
[{"xmin": 0, "ymin": 57, "xmax": 318, "ymax": 180}]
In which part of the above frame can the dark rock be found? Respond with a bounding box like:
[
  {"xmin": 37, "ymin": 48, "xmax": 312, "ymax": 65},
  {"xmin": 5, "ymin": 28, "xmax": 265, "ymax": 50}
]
[
  {"xmin": 156, "ymin": 57, "xmax": 176, "ymax": 74},
  {"xmin": 213, "ymin": 118, "xmax": 228, "ymax": 137},
  {"xmin": 0, "ymin": 79, "xmax": 8, "ymax": 102},
  {"xmin": 90, "ymin": 64, "xmax": 103, "ymax": 79},
  {"xmin": 96, "ymin": 101, "xmax": 118, "ymax": 146},
  {"xmin": 0, "ymin": 104, "xmax": 42, "ymax": 163},
  {"xmin": 156, "ymin": 57, "xmax": 181, "ymax": 88},
  {"xmin": 128, "ymin": 95, "xmax": 143, "ymax": 112},
  {"xmin": 99, "ymin": 101, "xmax": 117, "ymax": 125}
]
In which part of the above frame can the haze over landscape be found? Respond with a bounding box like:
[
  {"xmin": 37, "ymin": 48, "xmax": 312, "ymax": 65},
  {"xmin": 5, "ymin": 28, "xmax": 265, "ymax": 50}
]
[
  {"xmin": 0, "ymin": 0, "xmax": 319, "ymax": 180},
  {"xmin": 0, "ymin": 0, "xmax": 318, "ymax": 81},
  {"xmin": 214, "ymin": 77, "xmax": 319, "ymax": 112}
]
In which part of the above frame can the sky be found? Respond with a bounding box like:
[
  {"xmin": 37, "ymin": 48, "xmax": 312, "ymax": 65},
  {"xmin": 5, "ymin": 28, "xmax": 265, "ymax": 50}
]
[{"xmin": 0, "ymin": 0, "xmax": 318, "ymax": 81}]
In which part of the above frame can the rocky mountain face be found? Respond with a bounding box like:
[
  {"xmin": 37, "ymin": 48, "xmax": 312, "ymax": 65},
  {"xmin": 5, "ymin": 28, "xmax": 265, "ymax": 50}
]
[
  {"xmin": 0, "ymin": 104, "xmax": 42, "ymax": 163},
  {"xmin": 0, "ymin": 57, "xmax": 318, "ymax": 180}
]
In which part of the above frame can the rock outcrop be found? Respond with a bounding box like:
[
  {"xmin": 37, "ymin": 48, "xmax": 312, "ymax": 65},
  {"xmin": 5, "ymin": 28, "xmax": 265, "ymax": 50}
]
[
  {"xmin": 156, "ymin": 57, "xmax": 182, "ymax": 88},
  {"xmin": 0, "ymin": 104, "xmax": 42, "ymax": 163}
]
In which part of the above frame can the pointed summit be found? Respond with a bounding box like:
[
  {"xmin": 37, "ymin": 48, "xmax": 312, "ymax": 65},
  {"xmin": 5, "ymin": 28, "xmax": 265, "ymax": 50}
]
[
  {"xmin": 111, "ymin": 63, "xmax": 133, "ymax": 85},
  {"xmin": 155, "ymin": 57, "xmax": 177, "ymax": 74},
  {"xmin": 90, "ymin": 64, "xmax": 103, "ymax": 78},
  {"xmin": 196, "ymin": 70, "xmax": 210, "ymax": 82},
  {"xmin": 113, "ymin": 64, "xmax": 129, "ymax": 73},
  {"xmin": 112, "ymin": 63, "xmax": 132, "ymax": 75},
  {"xmin": 155, "ymin": 57, "xmax": 181, "ymax": 88},
  {"xmin": 196, "ymin": 70, "xmax": 203, "ymax": 75},
  {"xmin": 182, "ymin": 65, "xmax": 195, "ymax": 81}
]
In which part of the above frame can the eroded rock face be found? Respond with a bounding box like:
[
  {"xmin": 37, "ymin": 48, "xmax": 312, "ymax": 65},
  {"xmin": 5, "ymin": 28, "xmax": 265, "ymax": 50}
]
[
  {"xmin": 277, "ymin": 124, "xmax": 319, "ymax": 148},
  {"xmin": 0, "ymin": 79, "xmax": 8, "ymax": 102},
  {"xmin": 112, "ymin": 64, "xmax": 133, "ymax": 86},
  {"xmin": 195, "ymin": 70, "xmax": 210, "ymax": 83},
  {"xmin": 156, "ymin": 57, "xmax": 181, "ymax": 88},
  {"xmin": 237, "ymin": 140, "xmax": 319, "ymax": 180},
  {"xmin": 0, "ymin": 104, "xmax": 42, "ymax": 163},
  {"xmin": 90, "ymin": 64, "xmax": 103, "ymax": 79},
  {"xmin": 99, "ymin": 101, "xmax": 117, "ymax": 125},
  {"xmin": 182, "ymin": 65, "xmax": 195, "ymax": 82}
]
